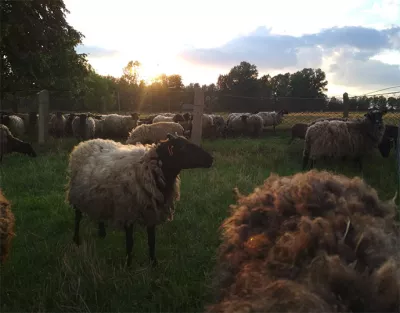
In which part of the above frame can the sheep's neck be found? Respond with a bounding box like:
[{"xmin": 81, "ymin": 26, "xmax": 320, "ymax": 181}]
[{"xmin": 158, "ymin": 165, "xmax": 180, "ymax": 203}]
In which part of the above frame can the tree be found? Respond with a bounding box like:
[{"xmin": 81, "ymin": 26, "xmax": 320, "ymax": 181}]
[
  {"xmin": 270, "ymin": 73, "xmax": 291, "ymax": 97},
  {"xmin": 167, "ymin": 74, "xmax": 183, "ymax": 89},
  {"xmin": 121, "ymin": 60, "xmax": 141, "ymax": 85},
  {"xmin": 288, "ymin": 68, "xmax": 328, "ymax": 98},
  {"xmin": 83, "ymin": 69, "xmax": 116, "ymax": 112},
  {"xmin": 0, "ymin": 0, "xmax": 89, "ymax": 93}
]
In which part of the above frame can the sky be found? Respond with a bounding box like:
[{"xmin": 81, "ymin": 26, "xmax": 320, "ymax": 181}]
[{"xmin": 65, "ymin": 0, "xmax": 400, "ymax": 97}]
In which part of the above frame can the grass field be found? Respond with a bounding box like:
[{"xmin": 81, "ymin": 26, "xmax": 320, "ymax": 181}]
[{"xmin": 1, "ymin": 116, "xmax": 399, "ymax": 312}]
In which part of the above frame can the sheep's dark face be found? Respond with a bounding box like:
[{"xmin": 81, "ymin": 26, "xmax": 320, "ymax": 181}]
[
  {"xmin": 173, "ymin": 114, "xmax": 185, "ymax": 123},
  {"xmin": 365, "ymin": 110, "xmax": 384, "ymax": 126},
  {"xmin": 56, "ymin": 111, "xmax": 63, "ymax": 118},
  {"xmin": 131, "ymin": 113, "xmax": 140, "ymax": 120},
  {"xmin": 0, "ymin": 115, "xmax": 10, "ymax": 126},
  {"xmin": 157, "ymin": 133, "xmax": 213, "ymax": 170}
]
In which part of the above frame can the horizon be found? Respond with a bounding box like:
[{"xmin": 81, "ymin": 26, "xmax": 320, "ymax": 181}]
[{"xmin": 65, "ymin": 0, "xmax": 400, "ymax": 97}]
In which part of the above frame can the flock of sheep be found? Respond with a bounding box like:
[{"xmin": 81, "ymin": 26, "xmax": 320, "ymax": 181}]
[{"xmin": 1, "ymin": 106, "xmax": 400, "ymax": 313}]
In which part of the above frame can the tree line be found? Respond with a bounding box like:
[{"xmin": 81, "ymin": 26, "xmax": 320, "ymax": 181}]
[{"xmin": 1, "ymin": 0, "xmax": 399, "ymax": 113}]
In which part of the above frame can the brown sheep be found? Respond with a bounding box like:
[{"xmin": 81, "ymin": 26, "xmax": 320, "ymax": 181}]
[
  {"xmin": 0, "ymin": 189, "xmax": 15, "ymax": 264},
  {"xmin": 288, "ymin": 123, "xmax": 308, "ymax": 144},
  {"xmin": 206, "ymin": 170, "xmax": 400, "ymax": 313}
]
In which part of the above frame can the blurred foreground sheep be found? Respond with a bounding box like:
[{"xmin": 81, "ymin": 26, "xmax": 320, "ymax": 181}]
[
  {"xmin": 0, "ymin": 189, "xmax": 15, "ymax": 264},
  {"xmin": 206, "ymin": 170, "xmax": 400, "ymax": 313}
]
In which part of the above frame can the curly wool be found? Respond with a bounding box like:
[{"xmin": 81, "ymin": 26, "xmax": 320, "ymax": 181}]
[
  {"xmin": 207, "ymin": 170, "xmax": 400, "ymax": 313},
  {"xmin": 126, "ymin": 122, "xmax": 184, "ymax": 145},
  {"xmin": 0, "ymin": 189, "xmax": 15, "ymax": 264},
  {"xmin": 304, "ymin": 117, "xmax": 385, "ymax": 160},
  {"xmin": 66, "ymin": 139, "xmax": 181, "ymax": 229},
  {"xmin": 103, "ymin": 114, "xmax": 139, "ymax": 138}
]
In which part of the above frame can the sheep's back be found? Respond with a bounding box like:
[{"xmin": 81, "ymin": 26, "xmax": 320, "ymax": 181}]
[
  {"xmin": 306, "ymin": 121, "xmax": 352, "ymax": 158},
  {"xmin": 67, "ymin": 140, "xmax": 151, "ymax": 223}
]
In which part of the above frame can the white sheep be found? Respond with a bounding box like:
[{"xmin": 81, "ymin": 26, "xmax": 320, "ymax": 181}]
[
  {"xmin": 102, "ymin": 113, "xmax": 140, "ymax": 138},
  {"xmin": 71, "ymin": 114, "xmax": 95, "ymax": 140},
  {"xmin": 49, "ymin": 112, "xmax": 66, "ymax": 138},
  {"xmin": 66, "ymin": 133, "xmax": 214, "ymax": 266},
  {"xmin": 256, "ymin": 109, "xmax": 289, "ymax": 133},
  {"xmin": 152, "ymin": 113, "xmax": 185, "ymax": 124},
  {"xmin": 126, "ymin": 122, "xmax": 184, "ymax": 145}
]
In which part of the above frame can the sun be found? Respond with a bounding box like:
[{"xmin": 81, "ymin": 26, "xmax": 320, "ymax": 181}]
[{"xmin": 137, "ymin": 56, "xmax": 183, "ymax": 85}]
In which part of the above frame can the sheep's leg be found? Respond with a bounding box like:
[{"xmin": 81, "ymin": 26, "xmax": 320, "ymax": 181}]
[
  {"xmin": 355, "ymin": 157, "xmax": 362, "ymax": 171},
  {"xmin": 302, "ymin": 153, "xmax": 309, "ymax": 170},
  {"xmin": 98, "ymin": 222, "xmax": 106, "ymax": 238},
  {"xmin": 124, "ymin": 224, "xmax": 134, "ymax": 267},
  {"xmin": 73, "ymin": 208, "xmax": 82, "ymax": 246},
  {"xmin": 147, "ymin": 225, "xmax": 158, "ymax": 267},
  {"xmin": 310, "ymin": 159, "xmax": 315, "ymax": 169}
]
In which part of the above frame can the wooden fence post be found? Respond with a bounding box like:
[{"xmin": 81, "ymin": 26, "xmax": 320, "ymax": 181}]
[
  {"xmin": 343, "ymin": 92, "xmax": 349, "ymax": 118},
  {"xmin": 190, "ymin": 87, "xmax": 204, "ymax": 145},
  {"xmin": 38, "ymin": 89, "xmax": 49, "ymax": 144}
]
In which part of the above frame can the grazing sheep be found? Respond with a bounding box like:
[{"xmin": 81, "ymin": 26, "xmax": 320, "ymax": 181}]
[
  {"xmin": 256, "ymin": 109, "xmax": 289, "ymax": 133},
  {"xmin": 201, "ymin": 114, "xmax": 217, "ymax": 139},
  {"xmin": 0, "ymin": 114, "xmax": 25, "ymax": 137},
  {"xmin": 303, "ymin": 110, "xmax": 387, "ymax": 170},
  {"xmin": 152, "ymin": 113, "xmax": 185, "ymax": 124},
  {"xmin": 72, "ymin": 114, "xmax": 95, "ymax": 140},
  {"xmin": 126, "ymin": 122, "xmax": 184, "ymax": 145},
  {"xmin": 209, "ymin": 114, "xmax": 226, "ymax": 137},
  {"xmin": 245, "ymin": 114, "xmax": 263, "ymax": 137},
  {"xmin": 206, "ymin": 170, "xmax": 400, "ymax": 313},
  {"xmin": 226, "ymin": 114, "xmax": 262, "ymax": 137},
  {"xmin": 138, "ymin": 115, "xmax": 158, "ymax": 126},
  {"xmin": 64, "ymin": 113, "xmax": 76, "ymax": 137},
  {"xmin": 0, "ymin": 189, "xmax": 15, "ymax": 264},
  {"xmin": 288, "ymin": 123, "xmax": 308, "ymax": 144},
  {"xmin": 226, "ymin": 114, "xmax": 248, "ymax": 137},
  {"xmin": 90, "ymin": 115, "xmax": 105, "ymax": 138},
  {"xmin": 66, "ymin": 133, "xmax": 213, "ymax": 266},
  {"xmin": 0, "ymin": 124, "xmax": 37, "ymax": 162},
  {"xmin": 103, "ymin": 113, "xmax": 140, "ymax": 139},
  {"xmin": 49, "ymin": 111, "xmax": 66, "ymax": 138}
]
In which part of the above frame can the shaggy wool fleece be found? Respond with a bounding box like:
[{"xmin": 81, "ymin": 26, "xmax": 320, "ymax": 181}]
[
  {"xmin": 66, "ymin": 139, "xmax": 180, "ymax": 229},
  {"xmin": 304, "ymin": 117, "xmax": 385, "ymax": 159},
  {"xmin": 0, "ymin": 190, "xmax": 15, "ymax": 264},
  {"xmin": 206, "ymin": 170, "xmax": 400, "ymax": 313}
]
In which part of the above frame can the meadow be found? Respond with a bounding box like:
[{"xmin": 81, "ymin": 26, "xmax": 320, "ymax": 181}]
[{"xmin": 0, "ymin": 111, "xmax": 399, "ymax": 312}]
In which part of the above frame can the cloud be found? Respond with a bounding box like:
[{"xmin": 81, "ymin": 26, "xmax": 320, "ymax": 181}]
[
  {"xmin": 179, "ymin": 25, "xmax": 400, "ymax": 91},
  {"xmin": 180, "ymin": 26, "xmax": 399, "ymax": 69},
  {"xmin": 329, "ymin": 48, "xmax": 400, "ymax": 88},
  {"xmin": 75, "ymin": 45, "xmax": 120, "ymax": 58}
]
